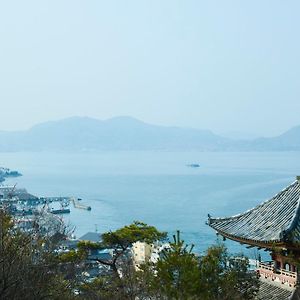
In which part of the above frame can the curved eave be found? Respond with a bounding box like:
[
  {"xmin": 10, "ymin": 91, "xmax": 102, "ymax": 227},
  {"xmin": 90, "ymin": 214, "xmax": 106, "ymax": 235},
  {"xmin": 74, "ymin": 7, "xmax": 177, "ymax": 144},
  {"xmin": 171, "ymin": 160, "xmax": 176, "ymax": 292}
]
[
  {"xmin": 210, "ymin": 224, "xmax": 281, "ymax": 248},
  {"xmin": 210, "ymin": 223, "xmax": 300, "ymax": 250},
  {"xmin": 207, "ymin": 180, "xmax": 300, "ymax": 246}
]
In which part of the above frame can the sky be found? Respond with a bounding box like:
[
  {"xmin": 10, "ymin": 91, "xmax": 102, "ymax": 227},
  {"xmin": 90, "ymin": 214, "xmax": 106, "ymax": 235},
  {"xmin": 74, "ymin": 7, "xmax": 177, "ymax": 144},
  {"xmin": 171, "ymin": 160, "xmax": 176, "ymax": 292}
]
[{"xmin": 0, "ymin": 1, "xmax": 299, "ymax": 137}]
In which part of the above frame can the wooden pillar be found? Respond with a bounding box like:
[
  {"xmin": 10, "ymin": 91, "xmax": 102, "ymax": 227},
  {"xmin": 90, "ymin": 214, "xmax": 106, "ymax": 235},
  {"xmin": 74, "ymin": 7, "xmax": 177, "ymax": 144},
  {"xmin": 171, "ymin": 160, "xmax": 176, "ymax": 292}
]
[
  {"xmin": 272, "ymin": 254, "xmax": 287, "ymax": 272},
  {"xmin": 275, "ymin": 260, "xmax": 281, "ymax": 270},
  {"xmin": 291, "ymin": 265, "xmax": 296, "ymax": 273}
]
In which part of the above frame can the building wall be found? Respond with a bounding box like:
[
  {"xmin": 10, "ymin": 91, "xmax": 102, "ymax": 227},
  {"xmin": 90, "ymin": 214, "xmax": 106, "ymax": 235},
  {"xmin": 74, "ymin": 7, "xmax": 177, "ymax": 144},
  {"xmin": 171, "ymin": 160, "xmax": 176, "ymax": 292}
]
[{"xmin": 132, "ymin": 241, "xmax": 170, "ymax": 269}]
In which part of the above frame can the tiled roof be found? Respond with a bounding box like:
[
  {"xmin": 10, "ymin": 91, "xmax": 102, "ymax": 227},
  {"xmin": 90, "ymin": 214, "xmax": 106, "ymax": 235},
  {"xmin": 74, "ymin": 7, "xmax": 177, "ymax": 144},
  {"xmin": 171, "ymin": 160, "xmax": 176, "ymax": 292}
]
[
  {"xmin": 79, "ymin": 232, "xmax": 102, "ymax": 243},
  {"xmin": 208, "ymin": 180, "xmax": 300, "ymax": 244},
  {"xmin": 255, "ymin": 282, "xmax": 293, "ymax": 300}
]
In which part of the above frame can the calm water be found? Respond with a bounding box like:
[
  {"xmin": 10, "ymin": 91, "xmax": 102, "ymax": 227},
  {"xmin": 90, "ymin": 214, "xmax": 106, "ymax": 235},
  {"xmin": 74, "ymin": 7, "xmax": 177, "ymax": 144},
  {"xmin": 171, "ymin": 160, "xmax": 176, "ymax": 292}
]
[{"xmin": 2, "ymin": 151, "xmax": 300, "ymax": 257}]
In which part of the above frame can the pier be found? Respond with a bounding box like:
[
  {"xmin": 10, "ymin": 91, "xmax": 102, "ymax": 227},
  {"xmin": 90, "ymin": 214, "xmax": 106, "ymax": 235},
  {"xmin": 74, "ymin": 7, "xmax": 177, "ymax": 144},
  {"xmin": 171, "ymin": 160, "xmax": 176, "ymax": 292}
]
[
  {"xmin": 1, "ymin": 192, "xmax": 92, "ymax": 216},
  {"xmin": 40, "ymin": 196, "xmax": 92, "ymax": 211},
  {"xmin": 70, "ymin": 197, "xmax": 91, "ymax": 210}
]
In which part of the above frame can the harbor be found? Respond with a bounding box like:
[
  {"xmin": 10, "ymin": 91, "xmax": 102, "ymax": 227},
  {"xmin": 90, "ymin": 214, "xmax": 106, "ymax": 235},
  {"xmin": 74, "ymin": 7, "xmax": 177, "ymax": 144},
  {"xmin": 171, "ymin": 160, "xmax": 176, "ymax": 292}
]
[{"xmin": 0, "ymin": 179, "xmax": 92, "ymax": 218}]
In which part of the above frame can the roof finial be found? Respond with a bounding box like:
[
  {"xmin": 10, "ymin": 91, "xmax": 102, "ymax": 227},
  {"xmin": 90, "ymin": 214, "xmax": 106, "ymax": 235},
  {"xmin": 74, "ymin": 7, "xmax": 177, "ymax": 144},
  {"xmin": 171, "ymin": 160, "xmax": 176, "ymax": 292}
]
[{"xmin": 297, "ymin": 176, "xmax": 300, "ymax": 182}]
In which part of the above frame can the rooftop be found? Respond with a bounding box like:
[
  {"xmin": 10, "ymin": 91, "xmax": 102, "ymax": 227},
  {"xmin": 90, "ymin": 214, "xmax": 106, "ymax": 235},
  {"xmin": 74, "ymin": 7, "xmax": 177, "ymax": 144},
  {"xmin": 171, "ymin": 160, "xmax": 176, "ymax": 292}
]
[
  {"xmin": 255, "ymin": 281, "xmax": 294, "ymax": 300},
  {"xmin": 79, "ymin": 232, "xmax": 102, "ymax": 243},
  {"xmin": 208, "ymin": 179, "xmax": 300, "ymax": 247}
]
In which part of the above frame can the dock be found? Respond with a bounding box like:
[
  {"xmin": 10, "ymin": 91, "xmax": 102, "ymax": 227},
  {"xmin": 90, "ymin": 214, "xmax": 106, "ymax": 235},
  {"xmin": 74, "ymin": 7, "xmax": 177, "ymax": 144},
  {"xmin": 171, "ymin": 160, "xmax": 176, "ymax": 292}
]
[
  {"xmin": 1, "ymin": 192, "xmax": 92, "ymax": 216},
  {"xmin": 70, "ymin": 197, "xmax": 91, "ymax": 211}
]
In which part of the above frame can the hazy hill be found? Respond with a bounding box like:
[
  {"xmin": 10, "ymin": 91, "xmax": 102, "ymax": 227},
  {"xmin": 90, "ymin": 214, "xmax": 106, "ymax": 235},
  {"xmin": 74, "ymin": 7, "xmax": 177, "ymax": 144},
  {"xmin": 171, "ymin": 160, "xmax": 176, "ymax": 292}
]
[
  {"xmin": 244, "ymin": 125, "xmax": 300, "ymax": 151},
  {"xmin": 0, "ymin": 116, "xmax": 230, "ymax": 151},
  {"xmin": 0, "ymin": 117, "xmax": 299, "ymax": 152}
]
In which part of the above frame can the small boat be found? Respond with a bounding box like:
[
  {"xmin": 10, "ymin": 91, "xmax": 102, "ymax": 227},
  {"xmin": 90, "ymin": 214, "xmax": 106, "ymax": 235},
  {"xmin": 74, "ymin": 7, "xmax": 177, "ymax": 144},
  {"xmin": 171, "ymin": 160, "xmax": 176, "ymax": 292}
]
[{"xmin": 187, "ymin": 163, "xmax": 200, "ymax": 168}]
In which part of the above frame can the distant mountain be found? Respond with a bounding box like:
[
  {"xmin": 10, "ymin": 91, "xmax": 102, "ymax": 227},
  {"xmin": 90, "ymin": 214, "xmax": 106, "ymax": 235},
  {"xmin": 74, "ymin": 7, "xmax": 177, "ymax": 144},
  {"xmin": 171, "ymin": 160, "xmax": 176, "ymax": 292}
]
[
  {"xmin": 0, "ymin": 117, "xmax": 299, "ymax": 152},
  {"xmin": 0, "ymin": 116, "xmax": 230, "ymax": 151},
  {"xmin": 244, "ymin": 125, "xmax": 300, "ymax": 151},
  {"xmin": 218, "ymin": 131, "xmax": 260, "ymax": 141}
]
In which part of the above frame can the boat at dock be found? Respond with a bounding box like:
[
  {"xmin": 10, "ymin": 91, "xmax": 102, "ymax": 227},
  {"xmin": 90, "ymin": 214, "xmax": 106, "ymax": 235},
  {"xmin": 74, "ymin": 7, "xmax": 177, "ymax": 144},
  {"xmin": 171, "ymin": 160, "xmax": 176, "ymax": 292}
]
[{"xmin": 50, "ymin": 208, "xmax": 71, "ymax": 214}]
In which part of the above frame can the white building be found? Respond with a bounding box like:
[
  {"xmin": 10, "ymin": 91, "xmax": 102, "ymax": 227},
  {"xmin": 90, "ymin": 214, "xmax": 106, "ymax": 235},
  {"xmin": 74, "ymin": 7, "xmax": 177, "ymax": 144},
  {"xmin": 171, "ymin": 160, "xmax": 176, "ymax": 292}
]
[{"xmin": 132, "ymin": 241, "xmax": 170, "ymax": 269}]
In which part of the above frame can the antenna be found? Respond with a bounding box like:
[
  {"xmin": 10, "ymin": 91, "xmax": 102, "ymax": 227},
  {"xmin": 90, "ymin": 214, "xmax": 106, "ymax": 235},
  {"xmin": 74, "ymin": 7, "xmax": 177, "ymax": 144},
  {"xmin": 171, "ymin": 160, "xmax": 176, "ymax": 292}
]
[{"xmin": 95, "ymin": 224, "xmax": 98, "ymax": 232}]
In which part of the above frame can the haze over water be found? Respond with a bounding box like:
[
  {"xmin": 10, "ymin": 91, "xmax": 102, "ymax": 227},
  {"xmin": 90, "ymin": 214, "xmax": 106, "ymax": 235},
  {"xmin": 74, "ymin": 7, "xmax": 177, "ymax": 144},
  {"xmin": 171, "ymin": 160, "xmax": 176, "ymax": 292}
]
[{"xmin": 2, "ymin": 150, "xmax": 300, "ymax": 257}]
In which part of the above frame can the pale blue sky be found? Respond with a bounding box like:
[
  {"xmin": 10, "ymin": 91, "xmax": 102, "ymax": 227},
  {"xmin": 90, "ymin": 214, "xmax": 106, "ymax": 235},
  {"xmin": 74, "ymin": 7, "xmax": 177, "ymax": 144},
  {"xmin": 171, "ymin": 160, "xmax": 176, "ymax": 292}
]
[{"xmin": 0, "ymin": 1, "xmax": 299, "ymax": 136}]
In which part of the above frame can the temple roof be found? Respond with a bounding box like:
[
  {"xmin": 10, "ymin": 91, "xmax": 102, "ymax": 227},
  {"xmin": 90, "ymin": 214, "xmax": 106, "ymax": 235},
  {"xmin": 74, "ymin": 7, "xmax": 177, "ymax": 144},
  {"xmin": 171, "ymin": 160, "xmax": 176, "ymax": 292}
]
[
  {"xmin": 208, "ymin": 180, "xmax": 300, "ymax": 246},
  {"xmin": 255, "ymin": 281, "xmax": 294, "ymax": 300}
]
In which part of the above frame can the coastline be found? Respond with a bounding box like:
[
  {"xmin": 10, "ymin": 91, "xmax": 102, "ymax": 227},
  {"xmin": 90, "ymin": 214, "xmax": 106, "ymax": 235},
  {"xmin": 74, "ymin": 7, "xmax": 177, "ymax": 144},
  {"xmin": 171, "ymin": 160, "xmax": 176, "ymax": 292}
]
[{"xmin": 0, "ymin": 167, "xmax": 22, "ymax": 184}]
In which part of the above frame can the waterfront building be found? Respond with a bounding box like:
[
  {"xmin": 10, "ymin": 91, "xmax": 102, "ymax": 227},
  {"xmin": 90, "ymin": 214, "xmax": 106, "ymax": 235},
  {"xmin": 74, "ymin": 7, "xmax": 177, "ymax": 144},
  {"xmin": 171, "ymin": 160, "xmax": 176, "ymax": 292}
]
[{"xmin": 208, "ymin": 177, "xmax": 300, "ymax": 299}]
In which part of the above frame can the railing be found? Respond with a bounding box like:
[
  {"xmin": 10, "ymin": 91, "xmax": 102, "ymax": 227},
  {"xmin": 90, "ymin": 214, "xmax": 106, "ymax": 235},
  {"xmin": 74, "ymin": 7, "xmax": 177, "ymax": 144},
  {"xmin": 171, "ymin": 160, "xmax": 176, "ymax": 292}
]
[
  {"xmin": 257, "ymin": 261, "xmax": 297, "ymax": 287},
  {"xmin": 258, "ymin": 261, "xmax": 274, "ymax": 271}
]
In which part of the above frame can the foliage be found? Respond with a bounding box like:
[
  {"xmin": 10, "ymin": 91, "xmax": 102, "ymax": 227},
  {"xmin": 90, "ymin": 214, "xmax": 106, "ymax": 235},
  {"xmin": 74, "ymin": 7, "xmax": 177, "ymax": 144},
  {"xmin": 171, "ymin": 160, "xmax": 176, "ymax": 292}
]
[
  {"xmin": 0, "ymin": 212, "xmax": 259, "ymax": 300},
  {"xmin": 78, "ymin": 221, "xmax": 167, "ymax": 299},
  {"xmin": 141, "ymin": 231, "xmax": 259, "ymax": 300},
  {"xmin": 82, "ymin": 221, "xmax": 167, "ymax": 274},
  {"xmin": 78, "ymin": 240, "xmax": 103, "ymax": 251},
  {"xmin": 59, "ymin": 249, "xmax": 86, "ymax": 263},
  {"xmin": 0, "ymin": 210, "xmax": 77, "ymax": 300},
  {"xmin": 149, "ymin": 231, "xmax": 201, "ymax": 299},
  {"xmin": 102, "ymin": 221, "xmax": 167, "ymax": 249},
  {"xmin": 199, "ymin": 245, "xmax": 259, "ymax": 300},
  {"xmin": 78, "ymin": 276, "xmax": 124, "ymax": 300},
  {"xmin": 81, "ymin": 229, "xmax": 259, "ymax": 300}
]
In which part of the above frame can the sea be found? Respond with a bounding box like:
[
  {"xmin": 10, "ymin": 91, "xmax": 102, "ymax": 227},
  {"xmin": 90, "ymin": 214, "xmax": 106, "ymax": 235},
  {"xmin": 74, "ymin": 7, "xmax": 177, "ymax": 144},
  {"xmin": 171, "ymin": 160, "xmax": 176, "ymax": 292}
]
[{"xmin": 1, "ymin": 151, "xmax": 300, "ymax": 259}]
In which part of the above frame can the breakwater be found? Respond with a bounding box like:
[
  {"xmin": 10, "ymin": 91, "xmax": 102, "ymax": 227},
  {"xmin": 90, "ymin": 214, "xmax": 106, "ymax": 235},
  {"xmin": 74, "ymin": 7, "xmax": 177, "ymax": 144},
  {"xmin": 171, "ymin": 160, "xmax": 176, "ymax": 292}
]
[{"xmin": 70, "ymin": 197, "xmax": 91, "ymax": 210}]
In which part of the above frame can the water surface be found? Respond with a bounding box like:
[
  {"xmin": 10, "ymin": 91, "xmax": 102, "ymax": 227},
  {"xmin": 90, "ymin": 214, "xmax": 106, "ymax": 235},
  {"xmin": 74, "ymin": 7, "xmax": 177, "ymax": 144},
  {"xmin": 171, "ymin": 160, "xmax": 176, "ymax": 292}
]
[{"xmin": 2, "ymin": 151, "xmax": 299, "ymax": 258}]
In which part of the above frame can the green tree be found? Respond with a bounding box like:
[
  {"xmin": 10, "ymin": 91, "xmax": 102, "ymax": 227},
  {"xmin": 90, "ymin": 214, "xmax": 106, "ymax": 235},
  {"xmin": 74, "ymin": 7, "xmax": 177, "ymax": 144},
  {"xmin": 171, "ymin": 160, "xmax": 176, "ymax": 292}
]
[
  {"xmin": 142, "ymin": 231, "xmax": 259, "ymax": 300},
  {"xmin": 146, "ymin": 231, "xmax": 201, "ymax": 299},
  {"xmin": 78, "ymin": 221, "xmax": 167, "ymax": 299},
  {"xmin": 79, "ymin": 221, "xmax": 167, "ymax": 275},
  {"xmin": 199, "ymin": 245, "xmax": 259, "ymax": 300}
]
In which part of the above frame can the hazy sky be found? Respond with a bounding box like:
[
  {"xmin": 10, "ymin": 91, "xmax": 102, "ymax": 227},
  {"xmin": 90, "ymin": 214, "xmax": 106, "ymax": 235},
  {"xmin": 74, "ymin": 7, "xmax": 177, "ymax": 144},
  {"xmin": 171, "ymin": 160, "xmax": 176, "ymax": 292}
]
[{"xmin": 0, "ymin": 1, "xmax": 299, "ymax": 136}]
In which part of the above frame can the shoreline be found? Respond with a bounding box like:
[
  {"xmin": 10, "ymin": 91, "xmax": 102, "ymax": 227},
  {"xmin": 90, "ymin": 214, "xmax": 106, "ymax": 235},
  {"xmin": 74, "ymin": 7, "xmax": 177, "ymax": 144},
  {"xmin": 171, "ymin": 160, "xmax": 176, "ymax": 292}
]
[{"xmin": 0, "ymin": 167, "xmax": 22, "ymax": 184}]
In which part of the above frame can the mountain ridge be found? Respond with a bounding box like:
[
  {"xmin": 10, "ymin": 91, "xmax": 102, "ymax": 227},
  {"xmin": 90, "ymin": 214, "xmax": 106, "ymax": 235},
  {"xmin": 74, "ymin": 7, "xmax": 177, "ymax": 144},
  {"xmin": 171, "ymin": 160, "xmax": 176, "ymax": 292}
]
[{"xmin": 0, "ymin": 116, "xmax": 299, "ymax": 152}]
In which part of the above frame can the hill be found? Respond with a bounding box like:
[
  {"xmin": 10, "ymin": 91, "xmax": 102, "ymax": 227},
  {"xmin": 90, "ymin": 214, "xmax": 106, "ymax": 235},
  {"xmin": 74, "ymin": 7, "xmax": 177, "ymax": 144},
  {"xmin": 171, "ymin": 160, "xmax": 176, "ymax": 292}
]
[
  {"xmin": 0, "ymin": 116, "xmax": 230, "ymax": 151},
  {"xmin": 245, "ymin": 125, "xmax": 300, "ymax": 151},
  {"xmin": 0, "ymin": 117, "xmax": 299, "ymax": 152}
]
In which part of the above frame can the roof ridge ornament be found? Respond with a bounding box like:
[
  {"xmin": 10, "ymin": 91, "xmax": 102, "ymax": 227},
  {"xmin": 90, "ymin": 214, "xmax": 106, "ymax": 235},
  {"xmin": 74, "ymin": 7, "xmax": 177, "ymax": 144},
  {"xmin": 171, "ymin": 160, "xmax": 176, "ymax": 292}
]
[{"xmin": 207, "ymin": 214, "xmax": 211, "ymax": 225}]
